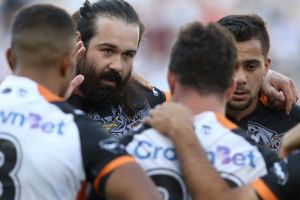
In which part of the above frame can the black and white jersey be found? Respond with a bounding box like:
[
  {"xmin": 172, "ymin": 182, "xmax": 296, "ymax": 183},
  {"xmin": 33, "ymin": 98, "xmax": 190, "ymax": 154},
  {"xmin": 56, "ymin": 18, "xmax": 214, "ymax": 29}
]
[
  {"xmin": 0, "ymin": 75, "xmax": 135, "ymax": 200},
  {"xmin": 123, "ymin": 112, "xmax": 276, "ymax": 200}
]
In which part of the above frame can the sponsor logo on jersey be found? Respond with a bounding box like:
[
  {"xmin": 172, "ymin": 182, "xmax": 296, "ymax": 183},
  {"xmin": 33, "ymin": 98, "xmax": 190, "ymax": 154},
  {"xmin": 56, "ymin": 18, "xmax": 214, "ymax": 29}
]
[
  {"xmin": 99, "ymin": 137, "xmax": 125, "ymax": 153},
  {"xmin": 207, "ymin": 145, "xmax": 256, "ymax": 168},
  {"xmin": 0, "ymin": 110, "xmax": 65, "ymax": 135},
  {"xmin": 133, "ymin": 140, "xmax": 256, "ymax": 168},
  {"xmin": 134, "ymin": 140, "xmax": 176, "ymax": 161},
  {"xmin": 1, "ymin": 88, "xmax": 12, "ymax": 94},
  {"xmin": 272, "ymin": 161, "xmax": 289, "ymax": 185}
]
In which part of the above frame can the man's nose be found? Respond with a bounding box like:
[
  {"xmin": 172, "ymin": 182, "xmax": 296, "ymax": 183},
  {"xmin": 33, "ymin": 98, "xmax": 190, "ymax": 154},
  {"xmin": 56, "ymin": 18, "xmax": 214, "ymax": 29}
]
[
  {"xmin": 108, "ymin": 55, "xmax": 123, "ymax": 72},
  {"xmin": 235, "ymin": 67, "xmax": 247, "ymax": 84}
]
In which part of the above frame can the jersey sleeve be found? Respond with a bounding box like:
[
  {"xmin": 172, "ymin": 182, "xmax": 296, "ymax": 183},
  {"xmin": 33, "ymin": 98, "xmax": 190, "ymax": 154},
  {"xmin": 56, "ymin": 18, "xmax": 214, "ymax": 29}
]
[
  {"xmin": 75, "ymin": 114, "xmax": 135, "ymax": 195},
  {"xmin": 251, "ymin": 150, "xmax": 300, "ymax": 200}
]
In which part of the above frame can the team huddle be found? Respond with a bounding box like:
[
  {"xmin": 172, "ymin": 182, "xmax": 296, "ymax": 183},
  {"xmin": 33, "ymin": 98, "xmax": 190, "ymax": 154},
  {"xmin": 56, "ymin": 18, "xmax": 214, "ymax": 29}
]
[{"xmin": 1, "ymin": 0, "xmax": 300, "ymax": 200}]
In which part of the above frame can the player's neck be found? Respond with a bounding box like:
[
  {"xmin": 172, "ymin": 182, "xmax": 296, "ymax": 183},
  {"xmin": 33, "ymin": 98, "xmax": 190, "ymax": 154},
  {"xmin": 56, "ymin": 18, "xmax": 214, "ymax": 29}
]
[
  {"xmin": 172, "ymin": 88, "xmax": 226, "ymax": 116},
  {"xmin": 15, "ymin": 66, "xmax": 63, "ymax": 97}
]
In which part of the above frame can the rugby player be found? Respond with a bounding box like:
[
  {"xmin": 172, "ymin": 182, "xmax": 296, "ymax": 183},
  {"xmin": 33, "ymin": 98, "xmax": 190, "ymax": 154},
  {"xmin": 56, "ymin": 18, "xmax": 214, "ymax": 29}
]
[{"xmin": 1, "ymin": 4, "xmax": 160, "ymax": 200}]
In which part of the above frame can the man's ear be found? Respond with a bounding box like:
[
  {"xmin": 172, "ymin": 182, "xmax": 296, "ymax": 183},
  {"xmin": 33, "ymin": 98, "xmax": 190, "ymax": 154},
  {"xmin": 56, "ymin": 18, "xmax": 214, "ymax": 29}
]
[
  {"xmin": 60, "ymin": 52, "xmax": 75, "ymax": 78},
  {"xmin": 225, "ymin": 78, "xmax": 237, "ymax": 101},
  {"xmin": 6, "ymin": 48, "xmax": 16, "ymax": 71},
  {"xmin": 264, "ymin": 56, "xmax": 271, "ymax": 76},
  {"xmin": 167, "ymin": 70, "xmax": 176, "ymax": 95}
]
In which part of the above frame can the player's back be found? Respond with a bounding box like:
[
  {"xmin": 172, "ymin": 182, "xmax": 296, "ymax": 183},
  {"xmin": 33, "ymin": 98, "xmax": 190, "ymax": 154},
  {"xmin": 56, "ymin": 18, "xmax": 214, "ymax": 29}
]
[
  {"xmin": 124, "ymin": 111, "xmax": 269, "ymax": 200},
  {"xmin": 0, "ymin": 75, "xmax": 85, "ymax": 200}
]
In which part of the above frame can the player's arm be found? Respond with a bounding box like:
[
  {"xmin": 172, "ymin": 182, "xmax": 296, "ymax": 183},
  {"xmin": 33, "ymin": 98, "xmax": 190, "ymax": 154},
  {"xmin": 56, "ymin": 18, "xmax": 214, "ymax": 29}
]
[
  {"xmin": 260, "ymin": 69, "xmax": 298, "ymax": 114},
  {"xmin": 104, "ymin": 161, "xmax": 160, "ymax": 200},
  {"xmin": 77, "ymin": 116, "xmax": 161, "ymax": 200}
]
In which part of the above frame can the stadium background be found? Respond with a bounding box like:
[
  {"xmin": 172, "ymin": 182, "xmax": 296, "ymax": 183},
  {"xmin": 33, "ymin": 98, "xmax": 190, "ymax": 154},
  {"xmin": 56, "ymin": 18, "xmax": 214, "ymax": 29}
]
[{"xmin": 1, "ymin": 0, "xmax": 299, "ymax": 98}]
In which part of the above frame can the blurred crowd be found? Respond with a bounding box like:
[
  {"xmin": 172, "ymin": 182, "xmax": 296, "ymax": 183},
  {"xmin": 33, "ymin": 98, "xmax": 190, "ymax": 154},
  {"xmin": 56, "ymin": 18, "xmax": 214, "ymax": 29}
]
[{"xmin": 1, "ymin": 0, "xmax": 300, "ymax": 92}]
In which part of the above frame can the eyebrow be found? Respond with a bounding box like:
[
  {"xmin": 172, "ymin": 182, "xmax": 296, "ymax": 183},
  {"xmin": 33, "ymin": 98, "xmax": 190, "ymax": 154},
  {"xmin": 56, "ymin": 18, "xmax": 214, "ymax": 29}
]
[
  {"xmin": 97, "ymin": 43, "xmax": 137, "ymax": 54},
  {"xmin": 97, "ymin": 43, "xmax": 117, "ymax": 49},
  {"xmin": 240, "ymin": 59, "xmax": 261, "ymax": 65}
]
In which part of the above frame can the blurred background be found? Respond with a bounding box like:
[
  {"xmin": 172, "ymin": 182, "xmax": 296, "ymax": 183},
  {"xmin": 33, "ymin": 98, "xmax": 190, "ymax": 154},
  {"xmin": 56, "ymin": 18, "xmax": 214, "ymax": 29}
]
[{"xmin": 1, "ymin": 0, "xmax": 300, "ymax": 94}]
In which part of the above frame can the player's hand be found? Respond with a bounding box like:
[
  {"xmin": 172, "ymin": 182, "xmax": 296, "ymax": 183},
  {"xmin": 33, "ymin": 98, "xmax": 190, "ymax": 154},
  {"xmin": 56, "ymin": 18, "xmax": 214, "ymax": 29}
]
[
  {"xmin": 279, "ymin": 123, "xmax": 300, "ymax": 159},
  {"xmin": 75, "ymin": 31, "xmax": 86, "ymax": 63},
  {"xmin": 144, "ymin": 102, "xmax": 194, "ymax": 138},
  {"xmin": 63, "ymin": 74, "xmax": 84, "ymax": 100},
  {"xmin": 131, "ymin": 72, "xmax": 153, "ymax": 91},
  {"xmin": 261, "ymin": 70, "xmax": 298, "ymax": 114}
]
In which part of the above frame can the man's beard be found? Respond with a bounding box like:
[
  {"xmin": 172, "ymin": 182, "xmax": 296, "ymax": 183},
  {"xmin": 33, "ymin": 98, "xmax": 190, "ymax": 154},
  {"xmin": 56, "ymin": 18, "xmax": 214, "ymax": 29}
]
[
  {"xmin": 77, "ymin": 58, "xmax": 131, "ymax": 105},
  {"xmin": 226, "ymin": 97, "xmax": 253, "ymax": 111},
  {"xmin": 226, "ymin": 84, "xmax": 253, "ymax": 111}
]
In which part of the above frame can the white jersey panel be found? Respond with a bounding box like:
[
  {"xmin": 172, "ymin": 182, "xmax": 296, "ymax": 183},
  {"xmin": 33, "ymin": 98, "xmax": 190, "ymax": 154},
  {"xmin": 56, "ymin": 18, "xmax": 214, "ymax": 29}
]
[
  {"xmin": 126, "ymin": 111, "xmax": 268, "ymax": 199},
  {"xmin": 0, "ymin": 76, "xmax": 85, "ymax": 200}
]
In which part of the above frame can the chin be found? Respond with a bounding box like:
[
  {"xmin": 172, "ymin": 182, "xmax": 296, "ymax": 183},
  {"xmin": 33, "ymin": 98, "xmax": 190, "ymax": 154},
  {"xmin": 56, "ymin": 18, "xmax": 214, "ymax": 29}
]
[{"xmin": 227, "ymin": 101, "xmax": 252, "ymax": 111}]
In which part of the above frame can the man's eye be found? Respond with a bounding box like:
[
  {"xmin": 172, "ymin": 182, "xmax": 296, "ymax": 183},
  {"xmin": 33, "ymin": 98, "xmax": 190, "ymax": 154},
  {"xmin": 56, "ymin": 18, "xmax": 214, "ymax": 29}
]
[
  {"xmin": 124, "ymin": 53, "xmax": 134, "ymax": 58},
  {"xmin": 102, "ymin": 49, "xmax": 113, "ymax": 54},
  {"xmin": 246, "ymin": 64, "xmax": 258, "ymax": 71}
]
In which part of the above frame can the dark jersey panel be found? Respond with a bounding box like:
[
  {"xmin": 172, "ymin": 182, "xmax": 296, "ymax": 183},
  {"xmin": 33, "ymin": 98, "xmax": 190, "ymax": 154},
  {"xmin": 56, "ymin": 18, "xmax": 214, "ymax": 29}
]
[
  {"xmin": 228, "ymin": 102, "xmax": 300, "ymax": 151},
  {"xmin": 232, "ymin": 128, "xmax": 279, "ymax": 169},
  {"xmin": 144, "ymin": 87, "xmax": 166, "ymax": 108},
  {"xmin": 259, "ymin": 150, "xmax": 300, "ymax": 200},
  {"xmin": 52, "ymin": 102, "xmax": 129, "ymax": 193}
]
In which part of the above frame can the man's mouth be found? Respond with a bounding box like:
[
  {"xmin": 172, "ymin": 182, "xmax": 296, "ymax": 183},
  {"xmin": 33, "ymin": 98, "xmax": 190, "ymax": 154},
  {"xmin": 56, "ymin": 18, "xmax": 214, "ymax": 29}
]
[
  {"xmin": 232, "ymin": 90, "xmax": 249, "ymax": 101},
  {"xmin": 101, "ymin": 79, "xmax": 118, "ymax": 87}
]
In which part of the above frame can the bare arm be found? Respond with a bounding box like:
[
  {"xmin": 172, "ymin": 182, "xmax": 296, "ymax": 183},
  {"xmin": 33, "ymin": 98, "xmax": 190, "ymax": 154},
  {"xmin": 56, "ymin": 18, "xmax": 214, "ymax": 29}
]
[
  {"xmin": 105, "ymin": 162, "xmax": 161, "ymax": 200},
  {"xmin": 261, "ymin": 70, "xmax": 298, "ymax": 114}
]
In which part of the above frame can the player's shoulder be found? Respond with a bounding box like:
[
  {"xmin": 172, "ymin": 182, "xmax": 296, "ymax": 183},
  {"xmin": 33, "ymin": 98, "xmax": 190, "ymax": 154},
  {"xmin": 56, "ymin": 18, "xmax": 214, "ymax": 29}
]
[
  {"xmin": 143, "ymin": 87, "xmax": 166, "ymax": 108},
  {"xmin": 120, "ymin": 124, "xmax": 167, "ymax": 146},
  {"xmin": 194, "ymin": 111, "xmax": 238, "ymax": 132},
  {"xmin": 52, "ymin": 101, "xmax": 109, "ymax": 138}
]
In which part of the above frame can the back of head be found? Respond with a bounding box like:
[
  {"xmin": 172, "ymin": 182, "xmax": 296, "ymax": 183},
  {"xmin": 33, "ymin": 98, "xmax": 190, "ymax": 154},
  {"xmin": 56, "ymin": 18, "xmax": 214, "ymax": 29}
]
[
  {"xmin": 11, "ymin": 4, "xmax": 76, "ymax": 67},
  {"xmin": 74, "ymin": 0, "xmax": 145, "ymax": 48},
  {"xmin": 169, "ymin": 22, "xmax": 237, "ymax": 95},
  {"xmin": 217, "ymin": 14, "xmax": 270, "ymax": 56}
]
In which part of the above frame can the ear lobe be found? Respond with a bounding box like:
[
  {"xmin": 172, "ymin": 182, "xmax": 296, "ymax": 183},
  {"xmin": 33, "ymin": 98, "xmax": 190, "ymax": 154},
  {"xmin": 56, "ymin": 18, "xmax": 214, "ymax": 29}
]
[
  {"xmin": 60, "ymin": 52, "xmax": 72, "ymax": 77},
  {"xmin": 167, "ymin": 70, "xmax": 176, "ymax": 95},
  {"xmin": 264, "ymin": 56, "xmax": 271, "ymax": 75},
  {"xmin": 6, "ymin": 48, "xmax": 16, "ymax": 71}
]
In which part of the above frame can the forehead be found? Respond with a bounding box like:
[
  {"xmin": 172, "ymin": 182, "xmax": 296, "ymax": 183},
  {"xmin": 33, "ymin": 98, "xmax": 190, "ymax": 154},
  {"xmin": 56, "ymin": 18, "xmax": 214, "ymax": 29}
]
[
  {"xmin": 92, "ymin": 16, "xmax": 140, "ymax": 50},
  {"xmin": 236, "ymin": 39, "xmax": 264, "ymax": 61}
]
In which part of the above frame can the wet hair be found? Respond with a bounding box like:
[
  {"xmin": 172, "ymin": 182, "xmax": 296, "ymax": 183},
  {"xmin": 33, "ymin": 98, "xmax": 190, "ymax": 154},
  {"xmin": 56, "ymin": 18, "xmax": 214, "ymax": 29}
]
[
  {"xmin": 169, "ymin": 22, "xmax": 237, "ymax": 95},
  {"xmin": 218, "ymin": 14, "xmax": 270, "ymax": 56},
  {"xmin": 74, "ymin": 0, "xmax": 145, "ymax": 48}
]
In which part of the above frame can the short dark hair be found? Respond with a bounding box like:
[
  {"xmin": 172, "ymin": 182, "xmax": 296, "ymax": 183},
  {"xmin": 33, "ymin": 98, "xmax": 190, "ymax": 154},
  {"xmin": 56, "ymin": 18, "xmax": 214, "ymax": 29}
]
[
  {"xmin": 74, "ymin": 0, "xmax": 145, "ymax": 48},
  {"xmin": 217, "ymin": 14, "xmax": 270, "ymax": 56},
  {"xmin": 169, "ymin": 22, "xmax": 237, "ymax": 95},
  {"xmin": 11, "ymin": 4, "xmax": 76, "ymax": 66}
]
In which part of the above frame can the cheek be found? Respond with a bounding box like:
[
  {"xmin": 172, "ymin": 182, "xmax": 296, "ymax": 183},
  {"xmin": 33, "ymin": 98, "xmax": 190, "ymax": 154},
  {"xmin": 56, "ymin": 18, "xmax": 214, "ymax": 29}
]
[
  {"xmin": 121, "ymin": 62, "xmax": 133, "ymax": 76},
  {"xmin": 247, "ymin": 72, "xmax": 264, "ymax": 93}
]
